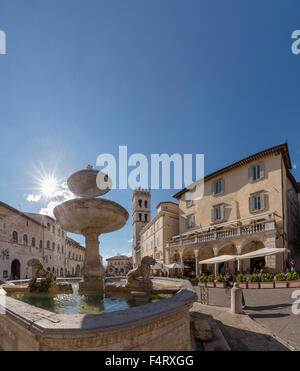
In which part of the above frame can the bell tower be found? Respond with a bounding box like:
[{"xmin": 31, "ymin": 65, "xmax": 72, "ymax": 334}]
[{"xmin": 132, "ymin": 188, "xmax": 151, "ymax": 267}]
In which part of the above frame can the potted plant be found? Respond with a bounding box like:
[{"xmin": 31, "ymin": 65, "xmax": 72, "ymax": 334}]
[
  {"xmin": 215, "ymin": 275, "xmax": 226, "ymax": 288},
  {"xmin": 248, "ymin": 274, "xmax": 260, "ymax": 289},
  {"xmin": 275, "ymin": 273, "xmax": 288, "ymax": 288},
  {"xmin": 206, "ymin": 274, "xmax": 215, "ymax": 288},
  {"xmin": 198, "ymin": 275, "xmax": 207, "ymax": 287},
  {"xmin": 236, "ymin": 274, "xmax": 247, "ymax": 289},
  {"xmin": 287, "ymin": 272, "xmax": 300, "ymax": 288},
  {"xmin": 260, "ymin": 273, "xmax": 274, "ymax": 289}
]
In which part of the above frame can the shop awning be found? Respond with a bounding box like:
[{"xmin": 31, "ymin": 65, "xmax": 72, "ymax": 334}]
[
  {"xmin": 237, "ymin": 247, "xmax": 287, "ymax": 260},
  {"xmin": 199, "ymin": 255, "xmax": 237, "ymax": 265}
]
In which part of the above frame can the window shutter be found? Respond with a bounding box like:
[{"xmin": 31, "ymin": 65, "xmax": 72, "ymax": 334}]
[
  {"xmin": 192, "ymin": 215, "xmax": 195, "ymax": 227},
  {"xmin": 259, "ymin": 162, "xmax": 265, "ymax": 179},
  {"xmin": 211, "ymin": 182, "xmax": 215, "ymax": 195},
  {"xmin": 221, "ymin": 178, "xmax": 225, "ymax": 193},
  {"xmin": 248, "ymin": 167, "xmax": 254, "ymax": 182},
  {"xmin": 260, "ymin": 192, "xmax": 265, "ymax": 210},
  {"xmin": 249, "ymin": 196, "xmax": 254, "ymax": 212},
  {"xmin": 220, "ymin": 204, "xmax": 225, "ymax": 220},
  {"xmin": 211, "ymin": 208, "xmax": 215, "ymax": 222}
]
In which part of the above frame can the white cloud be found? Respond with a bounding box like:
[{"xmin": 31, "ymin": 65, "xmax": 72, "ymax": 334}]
[
  {"xmin": 293, "ymin": 163, "xmax": 297, "ymax": 170},
  {"xmin": 128, "ymin": 238, "xmax": 133, "ymax": 243},
  {"xmin": 26, "ymin": 194, "xmax": 42, "ymax": 202},
  {"xmin": 25, "ymin": 181, "xmax": 75, "ymax": 218}
]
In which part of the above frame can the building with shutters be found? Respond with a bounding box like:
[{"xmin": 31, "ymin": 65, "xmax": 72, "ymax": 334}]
[{"xmin": 165, "ymin": 143, "xmax": 300, "ymax": 276}]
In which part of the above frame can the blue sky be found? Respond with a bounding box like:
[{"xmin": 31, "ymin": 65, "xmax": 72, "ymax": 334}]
[{"xmin": 1, "ymin": 0, "xmax": 300, "ymax": 263}]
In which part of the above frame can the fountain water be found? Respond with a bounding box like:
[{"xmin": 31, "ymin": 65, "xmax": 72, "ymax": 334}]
[{"xmin": 53, "ymin": 166, "xmax": 129, "ymax": 294}]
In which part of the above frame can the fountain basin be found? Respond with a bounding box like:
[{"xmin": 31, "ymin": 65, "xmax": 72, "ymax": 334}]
[
  {"xmin": 0, "ymin": 278, "xmax": 196, "ymax": 351},
  {"xmin": 53, "ymin": 198, "xmax": 129, "ymax": 235}
]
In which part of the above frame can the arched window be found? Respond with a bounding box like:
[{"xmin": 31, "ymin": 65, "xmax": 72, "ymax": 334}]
[
  {"xmin": 57, "ymin": 244, "xmax": 60, "ymax": 252},
  {"xmin": 47, "ymin": 240, "xmax": 50, "ymax": 249},
  {"xmin": 69, "ymin": 251, "xmax": 71, "ymax": 258},
  {"xmin": 39, "ymin": 240, "xmax": 43, "ymax": 249},
  {"xmin": 52, "ymin": 242, "xmax": 55, "ymax": 250},
  {"xmin": 76, "ymin": 254, "xmax": 78, "ymax": 260},
  {"xmin": 47, "ymin": 223, "xmax": 50, "ymax": 231},
  {"xmin": 23, "ymin": 234, "xmax": 28, "ymax": 245},
  {"xmin": 138, "ymin": 199, "xmax": 142, "ymax": 207},
  {"xmin": 145, "ymin": 200, "xmax": 148, "ymax": 208},
  {"xmin": 52, "ymin": 267, "xmax": 55, "ymax": 274},
  {"xmin": 31, "ymin": 237, "xmax": 36, "ymax": 247},
  {"xmin": 12, "ymin": 231, "xmax": 18, "ymax": 243},
  {"xmin": 138, "ymin": 213, "xmax": 142, "ymax": 221},
  {"xmin": 144, "ymin": 214, "xmax": 148, "ymax": 222}
]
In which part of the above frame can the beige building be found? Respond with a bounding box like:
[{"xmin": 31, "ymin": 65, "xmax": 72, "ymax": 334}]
[
  {"xmin": 165, "ymin": 143, "xmax": 300, "ymax": 275},
  {"xmin": 140, "ymin": 202, "xmax": 179, "ymax": 263},
  {"xmin": 0, "ymin": 201, "xmax": 85, "ymax": 280},
  {"xmin": 106, "ymin": 255, "xmax": 133, "ymax": 276},
  {"xmin": 65, "ymin": 237, "xmax": 85, "ymax": 277}
]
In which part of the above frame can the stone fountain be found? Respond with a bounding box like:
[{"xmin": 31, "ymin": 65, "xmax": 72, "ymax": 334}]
[{"xmin": 53, "ymin": 165, "xmax": 129, "ymax": 294}]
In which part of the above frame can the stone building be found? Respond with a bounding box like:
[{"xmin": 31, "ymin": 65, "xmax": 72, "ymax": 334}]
[
  {"xmin": 165, "ymin": 143, "xmax": 300, "ymax": 276},
  {"xmin": 140, "ymin": 202, "xmax": 179, "ymax": 263},
  {"xmin": 65, "ymin": 237, "xmax": 85, "ymax": 277},
  {"xmin": 0, "ymin": 201, "xmax": 85, "ymax": 280},
  {"xmin": 106, "ymin": 255, "xmax": 133, "ymax": 276},
  {"xmin": 132, "ymin": 188, "xmax": 151, "ymax": 266}
]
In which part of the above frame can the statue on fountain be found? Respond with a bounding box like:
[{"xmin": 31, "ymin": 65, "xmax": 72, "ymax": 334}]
[
  {"xmin": 27, "ymin": 259, "xmax": 72, "ymax": 294},
  {"xmin": 125, "ymin": 256, "xmax": 156, "ymax": 292}
]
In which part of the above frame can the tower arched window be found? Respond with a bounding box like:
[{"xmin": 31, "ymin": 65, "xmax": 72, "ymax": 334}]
[
  {"xmin": 138, "ymin": 199, "xmax": 142, "ymax": 207},
  {"xmin": 138, "ymin": 213, "xmax": 142, "ymax": 221},
  {"xmin": 12, "ymin": 231, "xmax": 18, "ymax": 243},
  {"xmin": 144, "ymin": 214, "xmax": 148, "ymax": 222},
  {"xmin": 145, "ymin": 200, "xmax": 148, "ymax": 208},
  {"xmin": 23, "ymin": 234, "xmax": 28, "ymax": 245}
]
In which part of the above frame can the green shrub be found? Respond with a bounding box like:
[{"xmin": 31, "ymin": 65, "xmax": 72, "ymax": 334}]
[
  {"xmin": 287, "ymin": 272, "xmax": 299, "ymax": 281},
  {"xmin": 199, "ymin": 275, "xmax": 207, "ymax": 283},
  {"xmin": 236, "ymin": 274, "xmax": 246, "ymax": 283},
  {"xmin": 207, "ymin": 274, "xmax": 215, "ymax": 283},
  {"xmin": 275, "ymin": 273, "xmax": 286, "ymax": 282},
  {"xmin": 248, "ymin": 274, "xmax": 259, "ymax": 282},
  {"xmin": 216, "ymin": 275, "xmax": 225, "ymax": 283},
  {"xmin": 261, "ymin": 273, "xmax": 273, "ymax": 282}
]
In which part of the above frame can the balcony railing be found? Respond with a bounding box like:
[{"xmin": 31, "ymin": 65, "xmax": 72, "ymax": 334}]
[{"xmin": 166, "ymin": 219, "xmax": 276, "ymax": 249}]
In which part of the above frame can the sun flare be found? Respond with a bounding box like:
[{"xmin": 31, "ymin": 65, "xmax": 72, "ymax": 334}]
[{"xmin": 40, "ymin": 176, "xmax": 58, "ymax": 198}]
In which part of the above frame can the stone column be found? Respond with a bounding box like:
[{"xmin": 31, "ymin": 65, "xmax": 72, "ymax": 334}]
[
  {"xmin": 79, "ymin": 231, "xmax": 105, "ymax": 294},
  {"xmin": 179, "ymin": 251, "xmax": 184, "ymax": 277},
  {"xmin": 237, "ymin": 245, "xmax": 242, "ymax": 273},
  {"xmin": 194, "ymin": 249, "xmax": 199, "ymax": 278}
]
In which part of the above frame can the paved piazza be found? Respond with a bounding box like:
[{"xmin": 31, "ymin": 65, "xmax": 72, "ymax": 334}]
[{"xmin": 194, "ymin": 287, "xmax": 300, "ymax": 350}]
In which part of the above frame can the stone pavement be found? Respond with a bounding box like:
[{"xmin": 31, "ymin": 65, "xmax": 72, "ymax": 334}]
[
  {"xmin": 191, "ymin": 303, "xmax": 292, "ymax": 351},
  {"xmin": 193, "ymin": 287, "xmax": 300, "ymax": 350}
]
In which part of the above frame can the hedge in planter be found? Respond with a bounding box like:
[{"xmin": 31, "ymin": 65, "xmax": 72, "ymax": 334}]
[
  {"xmin": 248, "ymin": 274, "xmax": 260, "ymax": 289},
  {"xmin": 275, "ymin": 273, "xmax": 288, "ymax": 288},
  {"xmin": 206, "ymin": 274, "xmax": 215, "ymax": 287},
  {"xmin": 236, "ymin": 274, "xmax": 247, "ymax": 289},
  {"xmin": 198, "ymin": 275, "xmax": 207, "ymax": 286},
  {"xmin": 215, "ymin": 275, "xmax": 226, "ymax": 288},
  {"xmin": 260, "ymin": 273, "xmax": 274, "ymax": 289},
  {"xmin": 288, "ymin": 272, "xmax": 300, "ymax": 288}
]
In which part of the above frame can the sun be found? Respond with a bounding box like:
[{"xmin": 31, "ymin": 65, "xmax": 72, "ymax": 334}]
[{"xmin": 40, "ymin": 176, "xmax": 58, "ymax": 198}]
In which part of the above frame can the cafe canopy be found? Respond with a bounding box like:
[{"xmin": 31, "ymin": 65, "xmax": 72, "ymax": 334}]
[{"xmin": 198, "ymin": 248, "xmax": 287, "ymax": 265}]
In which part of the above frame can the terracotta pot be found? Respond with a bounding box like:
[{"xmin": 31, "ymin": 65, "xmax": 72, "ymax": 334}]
[
  {"xmin": 198, "ymin": 282, "xmax": 207, "ymax": 287},
  {"xmin": 237, "ymin": 282, "xmax": 247, "ymax": 289},
  {"xmin": 288, "ymin": 280, "xmax": 300, "ymax": 288},
  {"xmin": 206, "ymin": 282, "xmax": 215, "ymax": 288},
  {"xmin": 248, "ymin": 282, "xmax": 260, "ymax": 289},
  {"xmin": 275, "ymin": 281, "xmax": 288, "ymax": 288},
  {"xmin": 215, "ymin": 282, "xmax": 226, "ymax": 288},
  {"xmin": 260, "ymin": 282, "xmax": 274, "ymax": 289}
]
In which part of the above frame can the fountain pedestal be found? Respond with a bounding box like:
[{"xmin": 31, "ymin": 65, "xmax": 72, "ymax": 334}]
[{"xmin": 79, "ymin": 231, "xmax": 105, "ymax": 293}]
